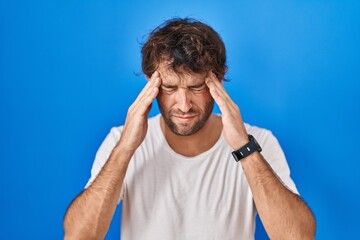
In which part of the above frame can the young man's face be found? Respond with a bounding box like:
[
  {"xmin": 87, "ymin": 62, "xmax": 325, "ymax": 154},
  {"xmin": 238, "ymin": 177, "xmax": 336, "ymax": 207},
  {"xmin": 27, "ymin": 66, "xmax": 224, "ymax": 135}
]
[{"xmin": 156, "ymin": 65, "xmax": 215, "ymax": 136}]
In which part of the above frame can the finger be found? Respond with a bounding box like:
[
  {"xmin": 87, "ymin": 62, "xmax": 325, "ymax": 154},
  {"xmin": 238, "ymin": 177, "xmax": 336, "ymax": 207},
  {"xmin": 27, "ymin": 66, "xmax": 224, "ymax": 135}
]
[
  {"xmin": 207, "ymin": 81, "xmax": 228, "ymax": 109},
  {"xmin": 206, "ymin": 73, "xmax": 238, "ymax": 110},
  {"xmin": 137, "ymin": 74, "xmax": 161, "ymax": 104},
  {"xmin": 132, "ymin": 71, "xmax": 161, "ymax": 107},
  {"xmin": 207, "ymin": 72, "xmax": 233, "ymax": 103},
  {"xmin": 131, "ymin": 74, "xmax": 161, "ymax": 115},
  {"xmin": 206, "ymin": 75, "xmax": 228, "ymax": 107},
  {"xmin": 135, "ymin": 71, "xmax": 161, "ymax": 101},
  {"xmin": 137, "ymin": 86, "xmax": 159, "ymax": 116},
  {"xmin": 206, "ymin": 76, "xmax": 242, "ymax": 118}
]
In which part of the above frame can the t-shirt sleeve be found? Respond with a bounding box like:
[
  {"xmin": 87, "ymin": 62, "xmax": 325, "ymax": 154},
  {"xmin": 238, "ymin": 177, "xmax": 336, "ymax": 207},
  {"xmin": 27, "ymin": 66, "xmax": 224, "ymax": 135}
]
[
  {"xmin": 257, "ymin": 129, "xmax": 299, "ymax": 195},
  {"xmin": 84, "ymin": 126, "xmax": 126, "ymax": 201}
]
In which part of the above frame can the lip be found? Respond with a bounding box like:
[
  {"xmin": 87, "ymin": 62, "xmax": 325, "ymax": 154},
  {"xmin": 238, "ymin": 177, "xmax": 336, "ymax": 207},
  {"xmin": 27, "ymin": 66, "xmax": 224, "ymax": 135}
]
[{"xmin": 172, "ymin": 115, "xmax": 196, "ymax": 123}]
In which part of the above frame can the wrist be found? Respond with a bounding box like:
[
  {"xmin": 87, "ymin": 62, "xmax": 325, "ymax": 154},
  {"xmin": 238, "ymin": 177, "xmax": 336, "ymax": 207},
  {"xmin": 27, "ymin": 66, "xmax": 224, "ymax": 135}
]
[
  {"xmin": 112, "ymin": 141, "xmax": 135, "ymax": 164},
  {"xmin": 232, "ymin": 138, "xmax": 249, "ymax": 150},
  {"xmin": 230, "ymin": 134, "xmax": 250, "ymax": 150},
  {"xmin": 116, "ymin": 135, "xmax": 140, "ymax": 154},
  {"xmin": 228, "ymin": 124, "xmax": 249, "ymax": 150},
  {"xmin": 231, "ymin": 135, "xmax": 262, "ymax": 162}
]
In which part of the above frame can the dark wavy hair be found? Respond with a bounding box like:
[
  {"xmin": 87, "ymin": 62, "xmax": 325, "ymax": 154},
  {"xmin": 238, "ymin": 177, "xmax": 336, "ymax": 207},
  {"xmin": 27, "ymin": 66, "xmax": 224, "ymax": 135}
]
[{"xmin": 141, "ymin": 18, "xmax": 227, "ymax": 80}]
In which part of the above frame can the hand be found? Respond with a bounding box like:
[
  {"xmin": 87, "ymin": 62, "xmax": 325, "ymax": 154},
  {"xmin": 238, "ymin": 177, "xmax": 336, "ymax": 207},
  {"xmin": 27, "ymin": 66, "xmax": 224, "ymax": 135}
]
[
  {"xmin": 205, "ymin": 73, "xmax": 248, "ymax": 150},
  {"xmin": 118, "ymin": 71, "xmax": 161, "ymax": 152}
]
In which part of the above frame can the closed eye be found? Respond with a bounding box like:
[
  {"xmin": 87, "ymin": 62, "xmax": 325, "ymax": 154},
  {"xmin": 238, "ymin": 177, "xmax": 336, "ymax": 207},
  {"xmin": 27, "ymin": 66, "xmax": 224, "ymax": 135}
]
[
  {"xmin": 161, "ymin": 85, "xmax": 177, "ymax": 93},
  {"xmin": 160, "ymin": 83, "xmax": 207, "ymax": 94},
  {"xmin": 189, "ymin": 84, "xmax": 207, "ymax": 92}
]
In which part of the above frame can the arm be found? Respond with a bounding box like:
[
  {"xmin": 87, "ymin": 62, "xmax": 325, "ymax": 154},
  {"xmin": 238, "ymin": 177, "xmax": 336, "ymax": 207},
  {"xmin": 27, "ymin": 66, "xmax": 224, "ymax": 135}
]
[
  {"xmin": 63, "ymin": 72, "xmax": 161, "ymax": 240},
  {"xmin": 206, "ymin": 74, "xmax": 316, "ymax": 240}
]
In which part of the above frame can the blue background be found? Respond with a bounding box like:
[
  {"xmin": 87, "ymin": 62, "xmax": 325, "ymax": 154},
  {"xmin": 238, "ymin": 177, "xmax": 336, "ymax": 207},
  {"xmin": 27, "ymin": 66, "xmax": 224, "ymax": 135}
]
[{"xmin": 1, "ymin": 0, "xmax": 359, "ymax": 239}]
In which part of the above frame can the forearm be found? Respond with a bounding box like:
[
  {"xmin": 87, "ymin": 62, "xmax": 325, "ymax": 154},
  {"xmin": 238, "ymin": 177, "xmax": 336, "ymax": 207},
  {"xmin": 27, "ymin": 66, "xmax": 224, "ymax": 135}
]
[
  {"xmin": 63, "ymin": 72, "xmax": 160, "ymax": 239},
  {"xmin": 241, "ymin": 152, "xmax": 316, "ymax": 240},
  {"xmin": 63, "ymin": 143, "xmax": 132, "ymax": 240}
]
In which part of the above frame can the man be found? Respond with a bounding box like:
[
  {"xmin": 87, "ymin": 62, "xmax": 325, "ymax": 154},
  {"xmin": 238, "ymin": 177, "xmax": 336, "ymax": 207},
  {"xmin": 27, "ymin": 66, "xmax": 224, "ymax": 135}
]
[{"xmin": 63, "ymin": 18, "xmax": 316, "ymax": 239}]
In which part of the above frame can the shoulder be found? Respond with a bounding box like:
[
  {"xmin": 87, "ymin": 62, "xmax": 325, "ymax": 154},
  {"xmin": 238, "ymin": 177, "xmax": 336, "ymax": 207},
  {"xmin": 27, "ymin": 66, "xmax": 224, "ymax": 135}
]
[
  {"xmin": 243, "ymin": 123, "xmax": 283, "ymax": 156},
  {"xmin": 244, "ymin": 123, "xmax": 275, "ymax": 144},
  {"xmin": 104, "ymin": 125, "xmax": 122, "ymax": 144},
  {"xmin": 244, "ymin": 123, "xmax": 299, "ymax": 194}
]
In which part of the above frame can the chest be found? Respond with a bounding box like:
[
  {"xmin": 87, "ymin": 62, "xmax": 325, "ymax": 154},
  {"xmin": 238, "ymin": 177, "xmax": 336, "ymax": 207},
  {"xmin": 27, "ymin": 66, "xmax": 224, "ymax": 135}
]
[{"xmin": 125, "ymin": 150, "xmax": 254, "ymax": 222}]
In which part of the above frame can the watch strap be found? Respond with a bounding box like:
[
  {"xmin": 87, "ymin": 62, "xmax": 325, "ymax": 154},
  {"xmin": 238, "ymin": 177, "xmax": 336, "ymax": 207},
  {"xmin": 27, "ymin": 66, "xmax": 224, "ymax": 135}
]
[{"xmin": 231, "ymin": 135, "xmax": 262, "ymax": 162}]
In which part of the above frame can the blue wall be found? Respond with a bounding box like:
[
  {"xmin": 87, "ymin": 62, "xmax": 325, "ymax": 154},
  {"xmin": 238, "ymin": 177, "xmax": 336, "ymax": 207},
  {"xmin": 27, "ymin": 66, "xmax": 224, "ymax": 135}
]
[{"xmin": 1, "ymin": 0, "xmax": 359, "ymax": 239}]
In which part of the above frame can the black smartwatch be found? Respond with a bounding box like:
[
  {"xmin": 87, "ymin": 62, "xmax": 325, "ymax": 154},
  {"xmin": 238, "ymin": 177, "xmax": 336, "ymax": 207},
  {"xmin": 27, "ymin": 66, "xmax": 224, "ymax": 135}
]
[{"xmin": 231, "ymin": 135, "xmax": 262, "ymax": 162}]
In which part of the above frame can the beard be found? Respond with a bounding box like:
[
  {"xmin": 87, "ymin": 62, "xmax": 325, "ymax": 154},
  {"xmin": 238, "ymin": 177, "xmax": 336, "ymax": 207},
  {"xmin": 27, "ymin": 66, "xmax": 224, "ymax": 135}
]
[{"xmin": 157, "ymin": 98, "xmax": 214, "ymax": 136}]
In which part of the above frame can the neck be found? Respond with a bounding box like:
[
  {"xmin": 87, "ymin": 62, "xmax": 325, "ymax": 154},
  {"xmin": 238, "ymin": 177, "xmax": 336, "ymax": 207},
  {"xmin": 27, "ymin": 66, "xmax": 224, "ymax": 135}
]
[{"xmin": 160, "ymin": 114, "xmax": 222, "ymax": 157}]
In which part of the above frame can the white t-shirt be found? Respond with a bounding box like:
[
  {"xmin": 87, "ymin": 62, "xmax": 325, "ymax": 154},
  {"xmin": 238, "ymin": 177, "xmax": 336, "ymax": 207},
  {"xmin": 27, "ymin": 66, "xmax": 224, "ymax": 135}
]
[{"xmin": 86, "ymin": 114, "xmax": 298, "ymax": 240}]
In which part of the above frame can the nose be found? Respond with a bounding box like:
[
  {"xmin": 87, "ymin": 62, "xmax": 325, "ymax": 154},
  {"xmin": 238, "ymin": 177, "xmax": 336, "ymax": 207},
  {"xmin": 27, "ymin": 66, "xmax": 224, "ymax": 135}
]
[{"xmin": 175, "ymin": 88, "xmax": 192, "ymax": 113}]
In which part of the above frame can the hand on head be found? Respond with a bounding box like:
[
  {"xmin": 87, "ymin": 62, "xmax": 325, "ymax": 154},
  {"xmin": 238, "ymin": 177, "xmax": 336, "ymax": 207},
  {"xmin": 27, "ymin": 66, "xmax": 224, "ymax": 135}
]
[{"xmin": 118, "ymin": 71, "xmax": 162, "ymax": 152}]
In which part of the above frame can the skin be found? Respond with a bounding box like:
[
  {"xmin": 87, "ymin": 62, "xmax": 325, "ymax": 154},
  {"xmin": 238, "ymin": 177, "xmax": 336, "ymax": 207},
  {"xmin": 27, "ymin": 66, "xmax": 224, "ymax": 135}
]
[
  {"xmin": 63, "ymin": 72, "xmax": 162, "ymax": 239},
  {"xmin": 205, "ymin": 72, "xmax": 316, "ymax": 239},
  {"xmin": 63, "ymin": 67, "xmax": 316, "ymax": 239},
  {"xmin": 156, "ymin": 67, "xmax": 222, "ymax": 156}
]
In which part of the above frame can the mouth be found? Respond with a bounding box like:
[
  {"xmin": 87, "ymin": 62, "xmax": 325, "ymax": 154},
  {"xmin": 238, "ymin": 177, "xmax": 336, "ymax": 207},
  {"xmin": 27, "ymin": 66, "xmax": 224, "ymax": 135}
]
[{"xmin": 172, "ymin": 115, "xmax": 196, "ymax": 123}]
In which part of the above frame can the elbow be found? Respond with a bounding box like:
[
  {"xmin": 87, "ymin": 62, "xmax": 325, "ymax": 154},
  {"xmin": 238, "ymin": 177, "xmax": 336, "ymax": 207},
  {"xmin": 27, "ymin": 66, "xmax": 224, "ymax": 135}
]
[
  {"xmin": 271, "ymin": 209, "xmax": 316, "ymax": 240},
  {"xmin": 63, "ymin": 225, "xmax": 98, "ymax": 240},
  {"xmin": 63, "ymin": 217, "xmax": 79, "ymax": 240},
  {"xmin": 292, "ymin": 196, "xmax": 317, "ymax": 239},
  {"xmin": 304, "ymin": 214, "xmax": 316, "ymax": 239},
  {"xmin": 303, "ymin": 206, "xmax": 316, "ymax": 239},
  {"xmin": 293, "ymin": 212, "xmax": 316, "ymax": 240},
  {"xmin": 63, "ymin": 221, "xmax": 74, "ymax": 240},
  {"xmin": 63, "ymin": 215, "xmax": 98, "ymax": 240},
  {"xmin": 63, "ymin": 230, "xmax": 77, "ymax": 240}
]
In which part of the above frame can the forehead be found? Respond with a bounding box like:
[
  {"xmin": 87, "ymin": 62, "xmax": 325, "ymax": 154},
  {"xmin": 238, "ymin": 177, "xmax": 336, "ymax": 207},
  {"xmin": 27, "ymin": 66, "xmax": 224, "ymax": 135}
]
[{"xmin": 158, "ymin": 64, "xmax": 207, "ymax": 85}]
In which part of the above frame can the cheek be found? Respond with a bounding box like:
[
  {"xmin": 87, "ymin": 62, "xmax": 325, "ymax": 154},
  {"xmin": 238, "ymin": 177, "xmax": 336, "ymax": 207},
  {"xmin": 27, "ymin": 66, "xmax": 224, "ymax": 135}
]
[
  {"xmin": 197, "ymin": 90, "xmax": 213, "ymax": 104},
  {"xmin": 156, "ymin": 92, "xmax": 172, "ymax": 108},
  {"xmin": 204, "ymin": 89, "xmax": 213, "ymax": 99}
]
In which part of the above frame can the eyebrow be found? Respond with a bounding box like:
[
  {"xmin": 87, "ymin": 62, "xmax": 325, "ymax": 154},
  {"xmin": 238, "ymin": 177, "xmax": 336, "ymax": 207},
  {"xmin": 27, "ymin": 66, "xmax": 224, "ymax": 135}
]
[
  {"xmin": 188, "ymin": 82, "xmax": 206, "ymax": 88},
  {"xmin": 161, "ymin": 81, "xmax": 206, "ymax": 88},
  {"xmin": 161, "ymin": 83, "xmax": 177, "ymax": 88}
]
